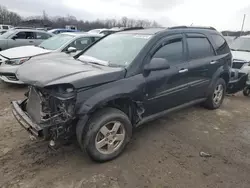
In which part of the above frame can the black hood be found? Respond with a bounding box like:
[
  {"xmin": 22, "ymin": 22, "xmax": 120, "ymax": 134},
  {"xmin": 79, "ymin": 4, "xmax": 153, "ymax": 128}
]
[{"xmin": 16, "ymin": 56, "xmax": 126, "ymax": 88}]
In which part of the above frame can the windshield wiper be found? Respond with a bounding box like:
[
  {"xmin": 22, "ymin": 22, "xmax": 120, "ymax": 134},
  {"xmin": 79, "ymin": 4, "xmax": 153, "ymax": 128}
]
[
  {"xmin": 238, "ymin": 49, "xmax": 250, "ymax": 52},
  {"xmin": 231, "ymin": 49, "xmax": 250, "ymax": 52},
  {"xmin": 77, "ymin": 58, "xmax": 110, "ymax": 66},
  {"xmin": 87, "ymin": 61, "xmax": 110, "ymax": 66},
  {"xmin": 78, "ymin": 55, "xmax": 110, "ymax": 66}
]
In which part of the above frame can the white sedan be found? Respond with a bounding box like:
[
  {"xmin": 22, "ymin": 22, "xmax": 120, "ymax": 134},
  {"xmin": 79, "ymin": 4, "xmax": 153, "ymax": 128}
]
[{"xmin": 0, "ymin": 32, "xmax": 102, "ymax": 84}]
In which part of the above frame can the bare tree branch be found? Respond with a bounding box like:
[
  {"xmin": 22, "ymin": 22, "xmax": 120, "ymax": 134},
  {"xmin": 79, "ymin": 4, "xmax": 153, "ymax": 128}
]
[{"xmin": 0, "ymin": 4, "xmax": 161, "ymax": 30}]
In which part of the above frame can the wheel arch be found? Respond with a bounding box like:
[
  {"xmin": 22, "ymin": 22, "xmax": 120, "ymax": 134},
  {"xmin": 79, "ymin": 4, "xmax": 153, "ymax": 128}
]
[
  {"xmin": 76, "ymin": 96, "xmax": 141, "ymax": 152},
  {"xmin": 77, "ymin": 95, "xmax": 141, "ymax": 125},
  {"xmin": 219, "ymin": 71, "xmax": 230, "ymax": 85},
  {"xmin": 206, "ymin": 67, "xmax": 230, "ymax": 96}
]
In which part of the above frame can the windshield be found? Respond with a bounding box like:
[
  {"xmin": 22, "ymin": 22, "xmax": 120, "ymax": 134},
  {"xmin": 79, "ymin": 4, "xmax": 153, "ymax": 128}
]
[
  {"xmin": 39, "ymin": 34, "xmax": 74, "ymax": 50},
  {"xmin": 230, "ymin": 37, "xmax": 250, "ymax": 51},
  {"xmin": 0, "ymin": 30, "xmax": 16, "ymax": 39},
  {"xmin": 80, "ymin": 33, "xmax": 152, "ymax": 67}
]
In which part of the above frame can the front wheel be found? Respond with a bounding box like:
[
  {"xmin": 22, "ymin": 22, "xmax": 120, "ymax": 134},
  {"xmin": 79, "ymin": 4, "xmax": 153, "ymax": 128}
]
[
  {"xmin": 203, "ymin": 78, "xmax": 226, "ymax": 109},
  {"xmin": 243, "ymin": 87, "xmax": 250, "ymax": 96},
  {"xmin": 76, "ymin": 107, "xmax": 132, "ymax": 162}
]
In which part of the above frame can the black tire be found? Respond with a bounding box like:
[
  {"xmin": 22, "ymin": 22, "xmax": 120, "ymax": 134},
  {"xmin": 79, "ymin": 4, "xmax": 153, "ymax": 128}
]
[
  {"xmin": 76, "ymin": 107, "xmax": 132, "ymax": 162},
  {"xmin": 243, "ymin": 87, "xmax": 250, "ymax": 96},
  {"xmin": 203, "ymin": 78, "xmax": 226, "ymax": 110}
]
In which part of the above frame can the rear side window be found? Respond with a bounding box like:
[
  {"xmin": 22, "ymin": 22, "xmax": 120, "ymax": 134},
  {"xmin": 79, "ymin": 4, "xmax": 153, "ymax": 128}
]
[
  {"xmin": 187, "ymin": 37, "xmax": 214, "ymax": 59},
  {"xmin": 36, "ymin": 32, "xmax": 51, "ymax": 39},
  {"xmin": 153, "ymin": 38, "xmax": 183, "ymax": 64},
  {"xmin": 2, "ymin": 26, "xmax": 9, "ymax": 30},
  {"xmin": 211, "ymin": 34, "xmax": 230, "ymax": 55}
]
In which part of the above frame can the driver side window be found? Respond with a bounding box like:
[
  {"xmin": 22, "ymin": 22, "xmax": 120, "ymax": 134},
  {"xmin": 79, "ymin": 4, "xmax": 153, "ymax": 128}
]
[
  {"xmin": 15, "ymin": 32, "xmax": 35, "ymax": 39},
  {"xmin": 152, "ymin": 38, "xmax": 183, "ymax": 65}
]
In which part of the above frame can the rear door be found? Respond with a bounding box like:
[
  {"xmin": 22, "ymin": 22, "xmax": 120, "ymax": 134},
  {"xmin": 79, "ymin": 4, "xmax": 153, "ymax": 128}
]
[{"xmin": 185, "ymin": 33, "xmax": 216, "ymax": 100}]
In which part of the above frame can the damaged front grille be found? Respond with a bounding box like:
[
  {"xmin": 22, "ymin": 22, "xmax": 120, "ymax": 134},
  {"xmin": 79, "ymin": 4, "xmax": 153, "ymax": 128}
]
[
  {"xmin": 26, "ymin": 87, "xmax": 42, "ymax": 123},
  {"xmin": 26, "ymin": 86, "xmax": 76, "ymax": 125}
]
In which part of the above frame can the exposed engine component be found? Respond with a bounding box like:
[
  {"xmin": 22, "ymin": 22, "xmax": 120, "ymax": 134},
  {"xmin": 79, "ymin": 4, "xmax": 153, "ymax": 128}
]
[{"xmin": 25, "ymin": 84, "xmax": 76, "ymax": 140}]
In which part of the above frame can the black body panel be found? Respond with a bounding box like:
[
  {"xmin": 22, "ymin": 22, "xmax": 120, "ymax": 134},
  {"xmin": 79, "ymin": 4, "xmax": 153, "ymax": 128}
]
[{"xmin": 13, "ymin": 26, "xmax": 231, "ymax": 139}]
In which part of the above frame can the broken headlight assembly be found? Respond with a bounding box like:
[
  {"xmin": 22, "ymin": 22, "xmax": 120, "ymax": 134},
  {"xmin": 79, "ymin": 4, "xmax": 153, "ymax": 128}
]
[
  {"xmin": 44, "ymin": 83, "xmax": 76, "ymax": 100},
  {"xmin": 26, "ymin": 84, "xmax": 77, "ymax": 125},
  {"xmin": 42, "ymin": 84, "xmax": 77, "ymax": 122}
]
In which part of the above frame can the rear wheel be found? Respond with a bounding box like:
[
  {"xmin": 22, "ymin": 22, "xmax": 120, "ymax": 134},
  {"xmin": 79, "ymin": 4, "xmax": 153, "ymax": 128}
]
[
  {"xmin": 203, "ymin": 78, "xmax": 226, "ymax": 109},
  {"xmin": 243, "ymin": 87, "xmax": 250, "ymax": 96},
  {"xmin": 76, "ymin": 107, "xmax": 132, "ymax": 162}
]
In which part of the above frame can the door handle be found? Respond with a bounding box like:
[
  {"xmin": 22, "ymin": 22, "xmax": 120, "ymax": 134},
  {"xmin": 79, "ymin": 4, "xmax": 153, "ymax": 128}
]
[
  {"xmin": 179, "ymin": 68, "xmax": 188, "ymax": 73},
  {"xmin": 29, "ymin": 41, "xmax": 34, "ymax": 43},
  {"xmin": 210, "ymin": 60, "xmax": 218, "ymax": 64}
]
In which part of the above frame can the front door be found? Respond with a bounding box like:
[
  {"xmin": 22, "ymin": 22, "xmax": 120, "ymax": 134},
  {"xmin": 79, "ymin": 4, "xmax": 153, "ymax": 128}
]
[
  {"xmin": 143, "ymin": 34, "xmax": 190, "ymax": 117},
  {"xmin": 8, "ymin": 31, "xmax": 35, "ymax": 48}
]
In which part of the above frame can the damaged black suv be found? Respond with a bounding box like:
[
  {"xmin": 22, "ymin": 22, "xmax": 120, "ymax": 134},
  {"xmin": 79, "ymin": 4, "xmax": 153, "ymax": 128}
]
[{"xmin": 12, "ymin": 26, "xmax": 231, "ymax": 162}]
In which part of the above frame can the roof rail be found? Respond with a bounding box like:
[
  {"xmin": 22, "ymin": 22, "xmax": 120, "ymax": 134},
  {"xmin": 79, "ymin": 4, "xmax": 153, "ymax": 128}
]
[{"xmin": 168, "ymin": 26, "xmax": 216, "ymax": 31}]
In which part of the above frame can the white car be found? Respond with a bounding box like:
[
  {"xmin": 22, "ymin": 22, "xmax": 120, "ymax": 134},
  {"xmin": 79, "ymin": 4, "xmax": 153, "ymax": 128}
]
[
  {"xmin": 88, "ymin": 27, "xmax": 139, "ymax": 35},
  {"xmin": 0, "ymin": 32, "xmax": 102, "ymax": 84},
  {"xmin": 230, "ymin": 35, "xmax": 250, "ymax": 70},
  {"xmin": 0, "ymin": 24, "xmax": 13, "ymax": 35}
]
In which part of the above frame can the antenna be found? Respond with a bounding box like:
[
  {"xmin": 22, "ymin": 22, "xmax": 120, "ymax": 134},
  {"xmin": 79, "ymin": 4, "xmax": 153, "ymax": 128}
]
[{"xmin": 240, "ymin": 14, "xmax": 246, "ymax": 36}]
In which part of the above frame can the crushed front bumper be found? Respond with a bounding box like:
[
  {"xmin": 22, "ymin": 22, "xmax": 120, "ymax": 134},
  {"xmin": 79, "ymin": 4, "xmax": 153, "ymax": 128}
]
[{"xmin": 11, "ymin": 100, "xmax": 43, "ymax": 138}]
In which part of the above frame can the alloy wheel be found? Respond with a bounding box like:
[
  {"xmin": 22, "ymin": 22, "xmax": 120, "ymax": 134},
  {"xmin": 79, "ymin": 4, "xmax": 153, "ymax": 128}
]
[
  {"xmin": 95, "ymin": 121, "xmax": 126, "ymax": 155},
  {"xmin": 213, "ymin": 84, "xmax": 224, "ymax": 105}
]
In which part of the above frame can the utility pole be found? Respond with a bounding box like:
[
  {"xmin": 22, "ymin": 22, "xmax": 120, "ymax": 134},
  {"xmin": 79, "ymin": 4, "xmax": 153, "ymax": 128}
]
[{"xmin": 240, "ymin": 14, "xmax": 246, "ymax": 36}]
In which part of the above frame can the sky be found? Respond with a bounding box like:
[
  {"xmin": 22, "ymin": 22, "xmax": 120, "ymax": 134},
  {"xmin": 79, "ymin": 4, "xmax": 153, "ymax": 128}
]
[{"xmin": 1, "ymin": 0, "xmax": 250, "ymax": 31}]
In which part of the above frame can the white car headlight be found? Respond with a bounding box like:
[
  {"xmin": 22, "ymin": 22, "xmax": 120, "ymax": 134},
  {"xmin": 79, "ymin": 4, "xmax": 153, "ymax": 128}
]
[{"xmin": 5, "ymin": 57, "xmax": 30, "ymax": 65}]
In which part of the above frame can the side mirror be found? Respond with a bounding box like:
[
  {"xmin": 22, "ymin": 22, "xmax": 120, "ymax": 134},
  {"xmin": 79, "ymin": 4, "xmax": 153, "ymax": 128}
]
[
  {"xmin": 12, "ymin": 35, "xmax": 17, "ymax": 40},
  {"xmin": 144, "ymin": 58, "xmax": 170, "ymax": 71},
  {"xmin": 67, "ymin": 47, "xmax": 77, "ymax": 53}
]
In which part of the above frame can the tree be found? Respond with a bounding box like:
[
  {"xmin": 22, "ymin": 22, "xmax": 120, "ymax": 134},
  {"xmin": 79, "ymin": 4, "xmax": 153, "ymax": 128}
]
[
  {"xmin": 0, "ymin": 4, "xmax": 161, "ymax": 31},
  {"xmin": 121, "ymin": 16, "xmax": 128, "ymax": 27},
  {"xmin": 0, "ymin": 5, "xmax": 21, "ymax": 25}
]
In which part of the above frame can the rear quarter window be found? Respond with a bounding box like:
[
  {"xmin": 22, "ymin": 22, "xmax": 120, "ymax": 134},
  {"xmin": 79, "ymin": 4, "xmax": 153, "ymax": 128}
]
[{"xmin": 211, "ymin": 34, "xmax": 230, "ymax": 55}]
